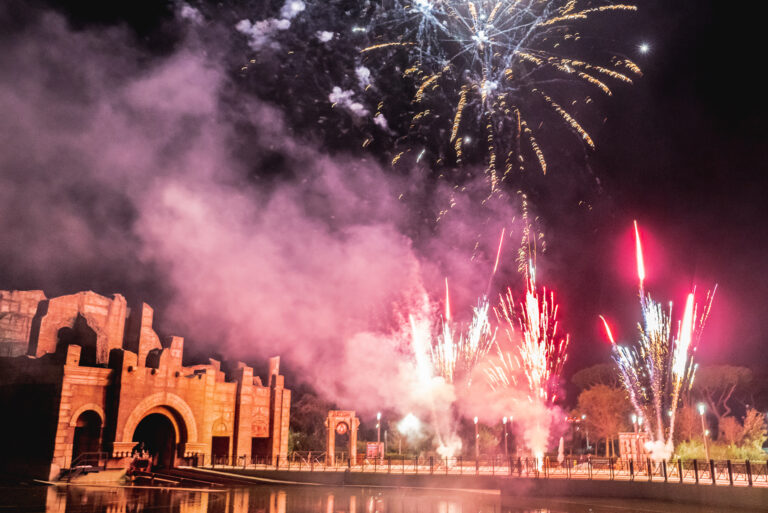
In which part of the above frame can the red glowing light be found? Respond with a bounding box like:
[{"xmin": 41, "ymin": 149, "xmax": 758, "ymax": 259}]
[
  {"xmin": 633, "ymin": 220, "xmax": 645, "ymax": 286},
  {"xmin": 599, "ymin": 315, "xmax": 616, "ymax": 345}
]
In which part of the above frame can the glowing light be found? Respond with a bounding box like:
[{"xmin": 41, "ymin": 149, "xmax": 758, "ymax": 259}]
[
  {"xmin": 639, "ymin": 42, "xmax": 650, "ymax": 53},
  {"xmin": 398, "ymin": 413, "xmax": 421, "ymax": 434},
  {"xmin": 698, "ymin": 403, "xmax": 706, "ymax": 416},
  {"xmin": 444, "ymin": 277, "xmax": 452, "ymax": 322},
  {"xmin": 633, "ymin": 220, "xmax": 645, "ymax": 286},
  {"xmin": 599, "ymin": 315, "xmax": 616, "ymax": 345}
]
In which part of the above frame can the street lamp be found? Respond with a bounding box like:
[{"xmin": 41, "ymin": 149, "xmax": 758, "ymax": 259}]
[
  {"xmin": 474, "ymin": 416, "xmax": 479, "ymax": 461},
  {"xmin": 376, "ymin": 412, "xmax": 382, "ymax": 459},
  {"xmin": 502, "ymin": 416, "xmax": 509, "ymax": 461},
  {"xmin": 698, "ymin": 403, "xmax": 711, "ymax": 461}
]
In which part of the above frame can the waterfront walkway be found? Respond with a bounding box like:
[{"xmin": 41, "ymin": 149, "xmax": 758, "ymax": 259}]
[{"xmin": 202, "ymin": 456, "xmax": 768, "ymax": 488}]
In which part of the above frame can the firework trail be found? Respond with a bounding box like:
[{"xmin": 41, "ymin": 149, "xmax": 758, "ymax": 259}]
[
  {"xmin": 600, "ymin": 222, "xmax": 716, "ymax": 460},
  {"xmin": 432, "ymin": 284, "xmax": 497, "ymax": 385},
  {"xmin": 362, "ymin": 0, "xmax": 641, "ymax": 186},
  {"xmin": 491, "ymin": 261, "xmax": 569, "ymax": 403}
]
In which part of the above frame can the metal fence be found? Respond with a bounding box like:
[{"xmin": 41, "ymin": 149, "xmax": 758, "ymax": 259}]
[{"xmin": 218, "ymin": 454, "xmax": 768, "ymax": 487}]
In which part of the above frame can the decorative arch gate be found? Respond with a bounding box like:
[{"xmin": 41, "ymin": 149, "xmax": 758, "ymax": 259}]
[{"xmin": 325, "ymin": 410, "xmax": 359, "ymax": 466}]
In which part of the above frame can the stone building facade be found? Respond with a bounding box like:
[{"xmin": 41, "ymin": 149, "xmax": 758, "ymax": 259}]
[{"xmin": 0, "ymin": 290, "xmax": 290, "ymax": 480}]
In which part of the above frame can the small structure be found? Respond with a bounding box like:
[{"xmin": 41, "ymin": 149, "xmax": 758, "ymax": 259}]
[
  {"xmin": 325, "ymin": 410, "xmax": 359, "ymax": 466},
  {"xmin": 0, "ymin": 290, "xmax": 291, "ymax": 480},
  {"xmin": 618, "ymin": 431, "xmax": 651, "ymax": 462}
]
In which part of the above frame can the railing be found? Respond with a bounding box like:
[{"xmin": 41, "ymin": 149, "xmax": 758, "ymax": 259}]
[
  {"xmin": 212, "ymin": 455, "xmax": 768, "ymax": 488},
  {"xmin": 69, "ymin": 451, "xmax": 108, "ymax": 471}
]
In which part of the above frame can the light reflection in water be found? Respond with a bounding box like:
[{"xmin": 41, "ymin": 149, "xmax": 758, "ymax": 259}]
[{"xmin": 0, "ymin": 484, "xmax": 750, "ymax": 513}]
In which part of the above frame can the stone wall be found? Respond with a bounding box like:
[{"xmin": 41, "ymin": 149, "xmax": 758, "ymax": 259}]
[
  {"xmin": 0, "ymin": 290, "xmax": 46, "ymax": 357},
  {"xmin": 33, "ymin": 291, "xmax": 127, "ymax": 365},
  {"xmin": 0, "ymin": 289, "xmax": 291, "ymax": 480}
]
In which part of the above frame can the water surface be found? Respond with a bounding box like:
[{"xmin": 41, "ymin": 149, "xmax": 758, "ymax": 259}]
[{"xmin": 0, "ymin": 484, "xmax": 755, "ymax": 513}]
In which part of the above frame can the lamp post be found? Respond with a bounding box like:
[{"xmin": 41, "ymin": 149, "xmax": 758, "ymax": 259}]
[
  {"xmin": 474, "ymin": 416, "xmax": 479, "ymax": 461},
  {"xmin": 503, "ymin": 417, "xmax": 509, "ymax": 460},
  {"xmin": 376, "ymin": 412, "xmax": 382, "ymax": 459},
  {"xmin": 698, "ymin": 403, "xmax": 711, "ymax": 461},
  {"xmin": 582, "ymin": 414, "xmax": 589, "ymax": 453}
]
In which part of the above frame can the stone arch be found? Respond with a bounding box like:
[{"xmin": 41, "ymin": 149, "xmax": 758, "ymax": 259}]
[
  {"xmin": 70, "ymin": 408, "xmax": 104, "ymax": 467},
  {"xmin": 325, "ymin": 410, "xmax": 360, "ymax": 466},
  {"xmin": 69, "ymin": 403, "xmax": 106, "ymax": 427},
  {"xmin": 142, "ymin": 406, "xmax": 184, "ymax": 444},
  {"xmin": 121, "ymin": 393, "xmax": 198, "ymax": 444}
]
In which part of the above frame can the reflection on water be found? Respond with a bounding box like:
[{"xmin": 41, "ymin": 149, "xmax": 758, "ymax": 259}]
[{"xmin": 0, "ymin": 484, "xmax": 754, "ymax": 513}]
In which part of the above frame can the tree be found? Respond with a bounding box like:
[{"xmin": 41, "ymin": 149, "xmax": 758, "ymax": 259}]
[
  {"xmin": 674, "ymin": 402, "xmax": 700, "ymax": 444},
  {"xmin": 693, "ymin": 365, "xmax": 752, "ymax": 426},
  {"xmin": 741, "ymin": 408, "xmax": 768, "ymax": 450},
  {"xmin": 718, "ymin": 416, "xmax": 742, "ymax": 445},
  {"xmin": 289, "ymin": 391, "xmax": 335, "ymax": 452},
  {"xmin": 576, "ymin": 385, "xmax": 632, "ymax": 457},
  {"xmin": 572, "ymin": 363, "xmax": 621, "ymax": 390}
]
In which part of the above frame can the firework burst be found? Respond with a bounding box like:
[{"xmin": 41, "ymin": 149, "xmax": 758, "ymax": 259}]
[
  {"xmin": 489, "ymin": 261, "xmax": 570, "ymax": 403},
  {"xmin": 431, "ymin": 289, "xmax": 497, "ymax": 385},
  {"xmin": 600, "ymin": 222, "xmax": 716, "ymax": 459},
  {"xmin": 362, "ymin": 0, "xmax": 641, "ymax": 187}
]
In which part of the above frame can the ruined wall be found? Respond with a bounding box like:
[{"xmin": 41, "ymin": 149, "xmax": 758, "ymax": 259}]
[
  {"xmin": 49, "ymin": 345, "xmax": 113, "ymax": 477},
  {"xmin": 0, "ymin": 290, "xmax": 46, "ymax": 357},
  {"xmin": 0, "ymin": 289, "xmax": 291, "ymax": 478},
  {"xmin": 34, "ymin": 291, "xmax": 127, "ymax": 365}
]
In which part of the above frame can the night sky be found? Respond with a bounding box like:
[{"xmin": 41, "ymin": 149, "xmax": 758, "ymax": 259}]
[{"xmin": 1, "ymin": 0, "xmax": 766, "ymax": 408}]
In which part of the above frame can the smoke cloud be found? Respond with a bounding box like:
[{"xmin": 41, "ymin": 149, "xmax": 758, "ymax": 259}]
[{"xmin": 0, "ymin": 8, "xmax": 533, "ymax": 428}]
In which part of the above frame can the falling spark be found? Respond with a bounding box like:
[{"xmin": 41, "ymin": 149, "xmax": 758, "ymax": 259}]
[
  {"xmin": 486, "ymin": 227, "xmax": 506, "ymax": 295},
  {"xmin": 492, "ymin": 228, "xmax": 506, "ymax": 276}
]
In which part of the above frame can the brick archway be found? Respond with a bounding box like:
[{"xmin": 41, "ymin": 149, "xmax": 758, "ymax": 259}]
[
  {"xmin": 68, "ymin": 405, "xmax": 106, "ymax": 468},
  {"xmin": 325, "ymin": 410, "xmax": 359, "ymax": 466},
  {"xmin": 121, "ymin": 393, "xmax": 198, "ymax": 444},
  {"xmin": 69, "ymin": 403, "xmax": 105, "ymax": 427}
]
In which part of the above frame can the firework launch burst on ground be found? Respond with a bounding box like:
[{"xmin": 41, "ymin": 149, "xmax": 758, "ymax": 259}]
[
  {"xmin": 491, "ymin": 262, "xmax": 570, "ymax": 404},
  {"xmin": 600, "ymin": 222, "xmax": 716, "ymax": 460}
]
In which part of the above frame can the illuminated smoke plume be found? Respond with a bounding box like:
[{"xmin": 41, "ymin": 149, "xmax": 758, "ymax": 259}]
[{"xmin": 0, "ymin": 7, "xmax": 529, "ymax": 443}]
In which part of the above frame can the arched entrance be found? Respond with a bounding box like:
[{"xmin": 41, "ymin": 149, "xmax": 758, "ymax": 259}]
[
  {"xmin": 132, "ymin": 411, "xmax": 183, "ymax": 469},
  {"xmin": 72, "ymin": 410, "xmax": 102, "ymax": 464},
  {"xmin": 325, "ymin": 410, "xmax": 359, "ymax": 466}
]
